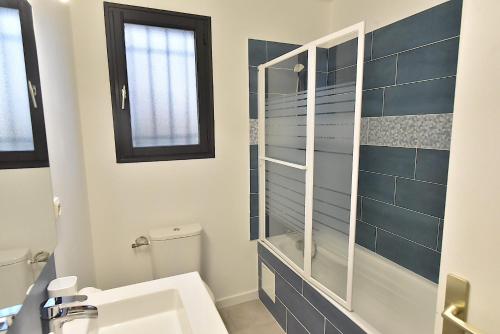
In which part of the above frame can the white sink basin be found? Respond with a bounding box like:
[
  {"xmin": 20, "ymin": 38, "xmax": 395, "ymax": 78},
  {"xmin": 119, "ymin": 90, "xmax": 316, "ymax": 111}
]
[{"xmin": 61, "ymin": 272, "xmax": 227, "ymax": 334}]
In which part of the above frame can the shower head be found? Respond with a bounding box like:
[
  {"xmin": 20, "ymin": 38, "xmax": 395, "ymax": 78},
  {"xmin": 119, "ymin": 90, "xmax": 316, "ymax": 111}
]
[{"xmin": 293, "ymin": 63, "xmax": 305, "ymax": 73}]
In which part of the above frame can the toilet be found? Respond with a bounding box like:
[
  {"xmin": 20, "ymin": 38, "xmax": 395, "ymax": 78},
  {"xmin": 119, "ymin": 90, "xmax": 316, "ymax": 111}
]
[
  {"xmin": 148, "ymin": 223, "xmax": 215, "ymax": 301},
  {"xmin": 0, "ymin": 248, "xmax": 34, "ymax": 309}
]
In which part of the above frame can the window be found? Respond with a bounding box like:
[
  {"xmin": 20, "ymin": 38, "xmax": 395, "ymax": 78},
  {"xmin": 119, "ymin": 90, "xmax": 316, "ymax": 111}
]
[
  {"xmin": 104, "ymin": 2, "xmax": 215, "ymax": 163},
  {"xmin": 0, "ymin": 0, "xmax": 48, "ymax": 169}
]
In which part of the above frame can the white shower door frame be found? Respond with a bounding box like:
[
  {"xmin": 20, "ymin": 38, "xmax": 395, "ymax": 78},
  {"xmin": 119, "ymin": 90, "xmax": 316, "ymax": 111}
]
[{"xmin": 258, "ymin": 22, "xmax": 365, "ymax": 310}]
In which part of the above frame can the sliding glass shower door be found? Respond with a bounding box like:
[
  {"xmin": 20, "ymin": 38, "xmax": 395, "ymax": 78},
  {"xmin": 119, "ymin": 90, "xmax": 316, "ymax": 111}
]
[{"xmin": 258, "ymin": 23, "xmax": 365, "ymax": 309}]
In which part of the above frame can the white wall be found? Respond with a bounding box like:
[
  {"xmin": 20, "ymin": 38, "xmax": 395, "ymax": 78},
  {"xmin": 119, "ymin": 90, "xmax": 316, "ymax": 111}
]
[
  {"xmin": 68, "ymin": 0, "xmax": 333, "ymax": 300},
  {"xmin": 330, "ymin": 0, "xmax": 447, "ymax": 32},
  {"xmin": 30, "ymin": 0, "xmax": 96, "ymax": 287},
  {"xmin": 0, "ymin": 168, "xmax": 56, "ymax": 254}
]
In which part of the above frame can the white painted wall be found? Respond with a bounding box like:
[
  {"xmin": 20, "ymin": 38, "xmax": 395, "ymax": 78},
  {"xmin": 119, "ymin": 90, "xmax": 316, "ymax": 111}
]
[
  {"xmin": 436, "ymin": 1, "xmax": 500, "ymax": 332},
  {"xmin": 67, "ymin": 0, "xmax": 334, "ymax": 300},
  {"xmin": 330, "ymin": 0, "xmax": 447, "ymax": 32},
  {"xmin": 0, "ymin": 168, "xmax": 56, "ymax": 254},
  {"xmin": 30, "ymin": 0, "xmax": 96, "ymax": 287}
]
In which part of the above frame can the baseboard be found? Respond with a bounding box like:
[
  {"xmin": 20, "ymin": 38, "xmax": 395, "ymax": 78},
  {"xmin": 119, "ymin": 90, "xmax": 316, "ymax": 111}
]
[{"xmin": 215, "ymin": 289, "xmax": 258, "ymax": 309}]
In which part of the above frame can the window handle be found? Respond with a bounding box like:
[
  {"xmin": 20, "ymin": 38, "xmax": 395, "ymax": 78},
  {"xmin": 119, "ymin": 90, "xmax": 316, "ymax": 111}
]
[
  {"xmin": 28, "ymin": 80, "xmax": 38, "ymax": 109},
  {"xmin": 121, "ymin": 84, "xmax": 127, "ymax": 110}
]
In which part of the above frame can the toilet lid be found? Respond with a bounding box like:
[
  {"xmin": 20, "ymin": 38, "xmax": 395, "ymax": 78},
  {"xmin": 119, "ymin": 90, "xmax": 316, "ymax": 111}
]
[{"xmin": 0, "ymin": 248, "xmax": 30, "ymax": 267}]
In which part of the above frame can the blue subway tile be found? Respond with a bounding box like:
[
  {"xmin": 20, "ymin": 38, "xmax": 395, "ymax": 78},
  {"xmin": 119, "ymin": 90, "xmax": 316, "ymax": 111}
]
[
  {"xmin": 287, "ymin": 311, "xmax": 310, "ymax": 334},
  {"xmin": 327, "ymin": 66, "xmax": 356, "ymax": 86},
  {"xmin": 250, "ymin": 169, "xmax": 259, "ymax": 194},
  {"xmin": 267, "ymin": 41, "xmax": 301, "ymax": 70},
  {"xmin": 384, "ymin": 77, "xmax": 456, "ymax": 116},
  {"xmin": 266, "ymin": 68, "xmax": 299, "ymax": 95},
  {"xmin": 249, "ymin": 66, "xmax": 258, "ymax": 93},
  {"xmin": 415, "ymin": 149, "xmax": 450, "ymax": 185},
  {"xmin": 325, "ymin": 320, "xmax": 342, "ymax": 334},
  {"xmin": 358, "ymin": 171, "xmax": 395, "ymax": 203},
  {"xmin": 317, "ymin": 48, "xmax": 329, "ymax": 73},
  {"xmin": 250, "ymin": 145, "xmax": 258, "ymax": 169},
  {"xmin": 267, "ymin": 41, "xmax": 301, "ymax": 61},
  {"xmin": 326, "ymin": 72, "xmax": 334, "ymax": 87},
  {"xmin": 437, "ymin": 219, "xmax": 444, "ymax": 251},
  {"xmin": 248, "ymin": 39, "xmax": 267, "ymax": 67},
  {"xmin": 355, "ymin": 220, "xmax": 376, "ymax": 252},
  {"xmin": 362, "ymin": 88, "xmax": 384, "ymax": 117},
  {"xmin": 362, "ymin": 198, "xmax": 439, "ymax": 248},
  {"xmin": 303, "ymin": 282, "xmax": 366, "ymax": 334},
  {"xmin": 298, "ymin": 71, "xmax": 308, "ymax": 92},
  {"xmin": 327, "ymin": 34, "xmax": 372, "ymax": 72},
  {"xmin": 397, "ymin": 37, "xmax": 459, "ymax": 84},
  {"xmin": 328, "ymin": 38, "xmax": 357, "ymax": 71},
  {"xmin": 365, "ymin": 32, "xmax": 373, "ymax": 61},
  {"xmin": 372, "ymin": 0, "xmax": 462, "ymax": 58},
  {"xmin": 250, "ymin": 217, "xmax": 259, "ymax": 240},
  {"xmin": 363, "ymin": 55, "xmax": 397, "ymax": 89},
  {"xmin": 376, "ymin": 229, "xmax": 441, "ymax": 283},
  {"xmin": 250, "ymin": 193, "xmax": 259, "ymax": 217},
  {"xmin": 357, "ymin": 196, "xmax": 362, "ymax": 220},
  {"xmin": 259, "ymin": 289, "xmax": 286, "ymax": 330},
  {"xmin": 359, "ymin": 145, "xmax": 416, "ymax": 178},
  {"xmin": 316, "ymin": 72, "xmax": 328, "ymax": 88},
  {"xmin": 249, "ymin": 93, "xmax": 258, "ymax": 119},
  {"xmin": 258, "ymin": 243, "xmax": 303, "ymax": 292},
  {"xmin": 276, "ymin": 275, "xmax": 324, "ymax": 334},
  {"xmin": 257, "ymin": 256, "xmax": 262, "ymax": 280},
  {"xmin": 395, "ymin": 178, "xmax": 447, "ymax": 218}
]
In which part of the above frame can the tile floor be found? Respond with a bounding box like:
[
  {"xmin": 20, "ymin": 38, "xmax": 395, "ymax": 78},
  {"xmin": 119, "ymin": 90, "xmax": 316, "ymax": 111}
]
[{"xmin": 219, "ymin": 299, "xmax": 284, "ymax": 334}]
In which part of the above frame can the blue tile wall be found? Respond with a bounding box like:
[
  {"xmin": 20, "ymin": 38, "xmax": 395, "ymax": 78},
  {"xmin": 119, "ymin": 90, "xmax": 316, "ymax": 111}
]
[
  {"xmin": 376, "ymin": 230, "xmax": 441, "ymax": 282},
  {"xmin": 353, "ymin": 0, "xmax": 461, "ymax": 284},
  {"xmin": 396, "ymin": 37, "xmax": 460, "ymax": 84},
  {"xmin": 361, "ymin": 89, "xmax": 383, "ymax": 117},
  {"xmin": 371, "ymin": 0, "xmax": 462, "ymax": 58},
  {"xmin": 383, "ymin": 77, "xmax": 456, "ymax": 116},
  {"xmin": 253, "ymin": 2, "xmax": 461, "ymax": 330},
  {"xmin": 258, "ymin": 243, "xmax": 367, "ymax": 334}
]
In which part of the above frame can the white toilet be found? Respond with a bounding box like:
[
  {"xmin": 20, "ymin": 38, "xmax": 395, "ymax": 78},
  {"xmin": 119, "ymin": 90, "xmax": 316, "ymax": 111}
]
[
  {"xmin": 0, "ymin": 248, "xmax": 34, "ymax": 309},
  {"xmin": 148, "ymin": 223, "xmax": 215, "ymax": 301}
]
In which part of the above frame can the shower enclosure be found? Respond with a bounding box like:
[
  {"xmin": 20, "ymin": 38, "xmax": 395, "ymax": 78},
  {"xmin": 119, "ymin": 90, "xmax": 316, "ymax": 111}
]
[{"xmin": 258, "ymin": 23, "xmax": 365, "ymax": 308}]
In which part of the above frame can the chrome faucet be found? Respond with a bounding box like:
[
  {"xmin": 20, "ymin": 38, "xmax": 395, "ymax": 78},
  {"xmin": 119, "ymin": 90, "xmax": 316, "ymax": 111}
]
[{"xmin": 40, "ymin": 295, "xmax": 98, "ymax": 333}]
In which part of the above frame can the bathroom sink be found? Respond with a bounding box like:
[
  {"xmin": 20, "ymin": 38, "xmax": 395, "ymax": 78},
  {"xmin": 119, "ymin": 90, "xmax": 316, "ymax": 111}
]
[{"xmin": 60, "ymin": 272, "xmax": 227, "ymax": 334}]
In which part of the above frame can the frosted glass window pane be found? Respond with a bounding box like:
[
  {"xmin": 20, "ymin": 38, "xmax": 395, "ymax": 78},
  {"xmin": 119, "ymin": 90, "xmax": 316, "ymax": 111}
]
[
  {"xmin": 0, "ymin": 7, "xmax": 34, "ymax": 151},
  {"xmin": 124, "ymin": 24, "xmax": 199, "ymax": 148}
]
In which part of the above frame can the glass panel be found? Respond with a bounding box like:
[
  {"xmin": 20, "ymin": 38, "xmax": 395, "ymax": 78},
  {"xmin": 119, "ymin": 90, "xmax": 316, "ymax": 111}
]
[
  {"xmin": 266, "ymin": 161, "xmax": 305, "ymax": 269},
  {"xmin": 0, "ymin": 8, "xmax": 34, "ymax": 151},
  {"xmin": 124, "ymin": 24, "xmax": 199, "ymax": 148},
  {"xmin": 265, "ymin": 51, "xmax": 308, "ymax": 165},
  {"xmin": 311, "ymin": 44, "xmax": 357, "ymax": 300}
]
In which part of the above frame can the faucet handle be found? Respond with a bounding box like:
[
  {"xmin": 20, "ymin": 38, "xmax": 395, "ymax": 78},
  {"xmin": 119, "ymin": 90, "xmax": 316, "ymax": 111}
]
[
  {"xmin": 42, "ymin": 295, "xmax": 88, "ymax": 308},
  {"xmin": 40, "ymin": 295, "xmax": 89, "ymax": 320}
]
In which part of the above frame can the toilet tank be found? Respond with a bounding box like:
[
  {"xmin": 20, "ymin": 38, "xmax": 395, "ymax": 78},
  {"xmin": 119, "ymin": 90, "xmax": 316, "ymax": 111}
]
[
  {"xmin": 148, "ymin": 224, "xmax": 202, "ymax": 279},
  {"xmin": 0, "ymin": 248, "xmax": 34, "ymax": 309}
]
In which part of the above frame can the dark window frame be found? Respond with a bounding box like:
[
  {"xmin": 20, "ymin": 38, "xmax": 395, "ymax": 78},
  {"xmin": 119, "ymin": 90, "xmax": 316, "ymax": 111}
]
[
  {"xmin": 0, "ymin": 0, "xmax": 49, "ymax": 169},
  {"xmin": 104, "ymin": 2, "xmax": 215, "ymax": 163}
]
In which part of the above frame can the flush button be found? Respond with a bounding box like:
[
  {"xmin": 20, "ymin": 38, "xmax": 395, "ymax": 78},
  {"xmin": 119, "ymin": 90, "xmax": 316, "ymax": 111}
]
[{"xmin": 174, "ymin": 227, "xmax": 180, "ymax": 231}]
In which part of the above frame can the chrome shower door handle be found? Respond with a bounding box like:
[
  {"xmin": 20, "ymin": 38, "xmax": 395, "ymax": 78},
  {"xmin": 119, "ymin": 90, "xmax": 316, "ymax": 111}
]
[
  {"xmin": 28, "ymin": 80, "xmax": 38, "ymax": 109},
  {"xmin": 121, "ymin": 85, "xmax": 127, "ymax": 110}
]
